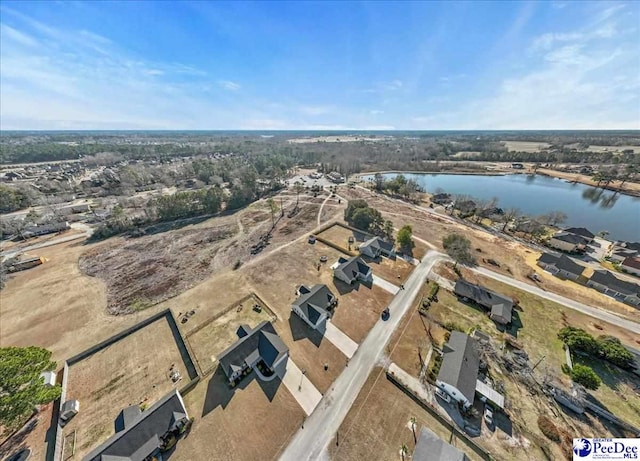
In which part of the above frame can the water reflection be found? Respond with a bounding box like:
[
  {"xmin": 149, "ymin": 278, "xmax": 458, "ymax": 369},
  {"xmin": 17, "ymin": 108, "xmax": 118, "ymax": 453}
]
[{"xmin": 581, "ymin": 188, "xmax": 620, "ymax": 209}]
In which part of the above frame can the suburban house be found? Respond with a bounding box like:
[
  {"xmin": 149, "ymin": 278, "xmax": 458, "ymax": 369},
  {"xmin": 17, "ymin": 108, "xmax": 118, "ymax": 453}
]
[
  {"xmin": 587, "ymin": 270, "xmax": 640, "ymax": 306},
  {"xmin": 291, "ymin": 284, "xmax": 337, "ymax": 330},
  {"xmin": 537, "ymin": 253, "xmax": 585, "ymax": 281},
  {"xmin": 21, "ymin": 221, "xmax": 70, "ymax": 239},
  {"xmin": 547, "ymin": 232, "xmax": 587, "ymax": 253},
  {"xmin": 412, "ymin": 427, "xmax": 468, "ymax": 461},
  {"xmin": 453, "ymin": 280, "xmax": 513, "ymax": 325},
  {"xmin": 610, "ymin": 247, "xmax": 639, "ymax": 263},
  {"xmin": 216, "ymin": 321, "xmax": 289, "ymax": 385},
  {"xmin": 83, "ymin": 389, "xmax": 189, "ymax": 461},
  {"xmin": 359, "ymin": 236, "xmax": 396, "ymax": 259},
  {"xmin": 621, "ymin": 257, "xmax": 640, "ymax": 277},
  {"xmin": 332, "ymin": 256, "xmax": 373, "ymax": 285},
  {"xmin": 513, "ymin": 219, "xmax": 545, "ymax": 235},
  {"xmin": 563, "ymin": 227, "xmax": 595, "ymax": 243},
  {"xmin": 436, "ymin": 332, "xmax": 480, "ymax": 410},
  {"xmin": 430, "ymin": 193, "xmax": 452, "ymax": 205}
]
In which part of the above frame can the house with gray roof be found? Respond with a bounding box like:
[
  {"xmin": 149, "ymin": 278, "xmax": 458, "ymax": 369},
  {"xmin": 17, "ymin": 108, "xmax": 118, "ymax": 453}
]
[
  {"xmin": 454, "ymin": 280, "xmax": 513, "ymax": 325},
  {"xmin": 359, "ymin": 236, "xmax": 395, "ymax": 259},
  {"xmin": 548, "ymin": 232, "xmax": 587, "ymax": 253},
  {"xmin": 621, "ymin": 257, "xmax": 640, "ymax": 277},
  {"xmin": 412, "ymin": 427, "xmax": 468, "ymax": 461},
  {"xmin": 537, "ymin": 253, "xmax": 585, "ymax": 281},
  {"xmin": 587, "ymin": 270, "xmax": 640, "ymax": 306},
  {"xmin": 21, "ymin": 221, "xmax": 70, "ymax": 239},
  {"xmin": 292, "ymin": 284, "xmax": 337, "ymax": 330},
  {"xmin": 217, "ymin": 321, "xmax": 289, "ymax": 385},
  {"xmin": 332, "ymin": 256, "xmax": 373, "ymax": 285},
  {"xmin": 563, "ymin": 227, "xmax": 595, "ymax": 243},
  {"xmin": 83, "ymin": 389, "xmax": 189, "ymax": 461},
  {"xmin": 436, "ymin": 332, "xmax": 479, "ymax": 410}
]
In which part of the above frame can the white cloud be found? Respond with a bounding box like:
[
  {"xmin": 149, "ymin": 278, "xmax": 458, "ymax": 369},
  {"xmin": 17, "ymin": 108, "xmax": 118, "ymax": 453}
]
[
  {"xmin": 0, "ymin": 23, "xmax": 38, "ymax": 47},
  {"xmin": 218, "ymin": 80, "xmax": 241, "ymax": 91},
  {"xmin": 369, "ymin": 109, "xmax": 384, "ymax": 115}
]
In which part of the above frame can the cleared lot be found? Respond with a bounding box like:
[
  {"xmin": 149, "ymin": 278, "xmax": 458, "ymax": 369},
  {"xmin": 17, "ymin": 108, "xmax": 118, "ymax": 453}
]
[
  {"xmin": 316, "ymin": 223, "xmax": 369, "ymax": 253},
  {"xmin": 173, "ymin": 369, "xmax": 305, "ymax": 461},
  {"xmin": 62, "ymin": 316, "xmax": 190, "ymax": 458}
]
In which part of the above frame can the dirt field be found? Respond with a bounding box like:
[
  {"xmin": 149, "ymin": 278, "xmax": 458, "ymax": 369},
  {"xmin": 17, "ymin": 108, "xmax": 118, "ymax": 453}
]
[
  {"xmin": 172, "ymin": 369, "xmax": 305, "ymax": 461},
  {"xmin": 187, "ymin": 294, "xmax": 275, "ymax": 374},
  {"xmin": 316, "ymin": 223, "xmax": 369, "ymax": 253},
  {"xmin": 62, "ymin": 316, "xmax": 190, "ymax": 458},
  {"xmin": 363, "ymin": 254, "xmax": 414, "ymax": 284},
  {"xmin": 0, "ymin": 240, "xmax": 165, "ymax": 364},
  {"xmin": 329, "ymin": 367, "xmax": 482, "ymax": 461},
  {"xmin": 502, "ymin": 141, "xmax": 551, "ymax": 152},
  {"xmin": 77, "ymin": 192, "xmax": 325, "ymax": 315}
]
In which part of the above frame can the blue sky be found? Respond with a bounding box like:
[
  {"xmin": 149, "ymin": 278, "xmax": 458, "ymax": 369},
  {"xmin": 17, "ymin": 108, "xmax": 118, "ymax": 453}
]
[{"xmin": 1, "ymin": 1, "xmax": 638, "ymax": 130}]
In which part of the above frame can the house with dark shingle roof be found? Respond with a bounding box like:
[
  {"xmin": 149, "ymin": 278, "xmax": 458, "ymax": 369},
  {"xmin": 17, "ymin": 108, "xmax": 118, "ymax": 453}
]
[
  {"xmin": 332, "ymin": 256, "xmax": 373, "ymax": 285},
  {"xmin": 359, "ymin": 236, "xmax": 395, "ymax": 259},
  {"xmin": 587, "ymin": 270, "xmax": 640, "ymax": 306},
  {"xmin": 563, "ymin": 227, "xmax": 595, "ymax": 243},
  {"xmin": 454, "ymin": 280, "xmax": 513, "ymax": 325},
  {"xmin": 291, "ymin": 284, "xmax": 337, "ymax": 330},
  {"xmin": 412, "ymin": 427, "xmax": 468, "ymax": 461},
  {"xmin": 436, "ymin": 332, "xmax": 479, "ymax": 410},
  {"xmin": 548, "ymin": 232, "xmax": 587, "ymax": 253},
  {"xmin": 83, "ymin": 389, "xmax": 189, "ymax": 461},
  {"xmin": 216, "ymin": 321, "xmax": 289, "ymax": 385},
  {"xmin": 537, "ymin": 253, "xmax": 585, "ymax": 281}
]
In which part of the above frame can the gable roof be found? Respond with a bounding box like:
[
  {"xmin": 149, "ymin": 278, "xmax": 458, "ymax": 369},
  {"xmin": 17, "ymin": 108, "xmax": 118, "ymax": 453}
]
[
  {"xmin": 217, "ymin": 321, "xmax": 288, "ymax": 378},
  {"xmin": 538, "ymin": 253, "xmax": 585, "ymax": 276},
  {"xmin": 412, "ymin": 427, "xmax": 467, "ymax": 461},
  {"xmin": 454, "ymin": 280, "xmax": 513, "ymax": 311},
  {"xmin": 83, "ymin": 390, "xmax": 187, "ymax": 461},
  {"xmin": 335, "ymin": 256, "xmax": 372, "ymax": 281},
  {"xmin": 551, "ymin": 232, "xmax": 586, "ymax": 245},
  {"xmin": 491, "ymin": 303, "xmax": 512, "ymax": 323},
  {"xmin": 361, "ymin": 236, "xmax": 394, "ymax": 253},
  {"xmin": 589, "ymin": 270, "xmax": 640, "ymax": 296},
  {"xmin": 563, "ymin": 227, "xmax": 595, "ymax": 239},
  {"xmin": 292, "ymin": 284, "xmax": 336, "ymax": 326},
  {"xmin": 437, "ymin": 332, "xmax": 480, "ymax": 403},
  {"xmin": 622, "ymin": 257, "xmax": 640, "ymax": 271}
]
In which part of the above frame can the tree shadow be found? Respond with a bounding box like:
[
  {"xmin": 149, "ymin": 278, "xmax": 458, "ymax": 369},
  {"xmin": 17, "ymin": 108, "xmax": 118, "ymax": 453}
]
[
  {"xmin": 504, "ymin": 310, "xmax": 523, "ymax": 339},
  {"xmin": 288, "ymin": 313, "xmax": 324, "ymax": 347}
]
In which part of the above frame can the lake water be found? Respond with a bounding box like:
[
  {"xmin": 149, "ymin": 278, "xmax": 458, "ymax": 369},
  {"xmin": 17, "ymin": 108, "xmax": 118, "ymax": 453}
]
[{"xmin": 363, "ymin": 173, "xmax": 640, "ymax": 242}]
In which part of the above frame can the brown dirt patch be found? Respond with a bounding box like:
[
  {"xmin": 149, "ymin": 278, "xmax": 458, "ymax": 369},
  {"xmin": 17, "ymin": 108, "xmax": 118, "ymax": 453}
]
[{"xmin": 166, "ymin": 370, "xmax": 305, "ymax": 461}]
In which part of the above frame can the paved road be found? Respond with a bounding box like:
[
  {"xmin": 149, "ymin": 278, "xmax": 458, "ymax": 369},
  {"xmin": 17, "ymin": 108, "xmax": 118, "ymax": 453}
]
[
  {"xmin": 279, "ymin": 250, "xmax": 442, "ymax": 461},
  {"xmin": 470, "ymin": 265, "xmax": 640, "ymax": 335}
]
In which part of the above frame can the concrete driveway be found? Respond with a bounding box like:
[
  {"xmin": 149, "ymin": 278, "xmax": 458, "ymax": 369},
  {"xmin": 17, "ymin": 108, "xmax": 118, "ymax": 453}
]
[
  {"xmin": 372, "ymin": 274, "xmax": 401, "ymax": 294},
  {"xmin": 324, "ymin": 322, "xmax": 358, "ymax": 358},
  {"xmin": 280, "ymin": 359, "xmax": 323, "ymax": 416}
]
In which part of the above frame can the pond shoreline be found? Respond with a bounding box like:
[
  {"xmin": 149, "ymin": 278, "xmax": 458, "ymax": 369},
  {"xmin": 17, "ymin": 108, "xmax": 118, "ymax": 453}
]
[{"xmin": 356, "ymin": 169, "xmax": 640, "ymax": 198}]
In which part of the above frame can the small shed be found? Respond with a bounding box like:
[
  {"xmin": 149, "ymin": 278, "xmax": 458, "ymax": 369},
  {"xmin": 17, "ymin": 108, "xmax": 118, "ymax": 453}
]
[{"xmin": 40, "ymin": 371, "xmax": 57, "ymax": 387}]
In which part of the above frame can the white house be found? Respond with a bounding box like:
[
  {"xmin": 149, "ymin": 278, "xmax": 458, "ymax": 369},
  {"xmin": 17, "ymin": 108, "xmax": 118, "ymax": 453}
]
[
  {"xmin": 291, "ymin": 284, "xmax": 337, "ymax": 330},
  {"xmin": 435, "ymin": 332, "xmax": 480, "ymax": 411}
]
